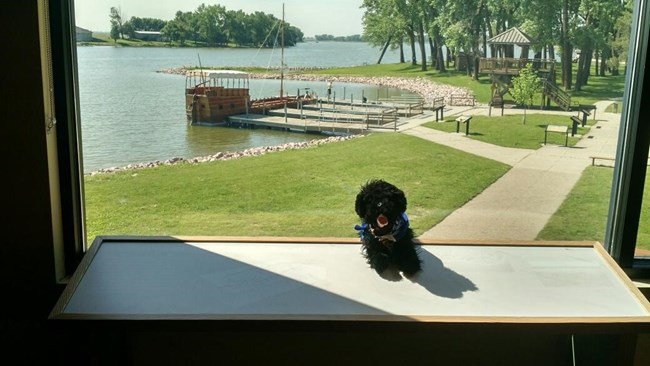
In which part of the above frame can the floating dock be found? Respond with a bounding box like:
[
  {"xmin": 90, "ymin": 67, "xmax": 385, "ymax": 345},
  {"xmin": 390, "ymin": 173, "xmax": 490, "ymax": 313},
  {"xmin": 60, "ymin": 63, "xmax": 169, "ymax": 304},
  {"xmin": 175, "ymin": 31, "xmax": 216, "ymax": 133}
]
[
  {"xmin": 225, "ymin": 100, "xmax": 417, "ymax": 134},
  {"xmin": 227, "ymin": 113, "xmax": 370, "ymax": 135}
]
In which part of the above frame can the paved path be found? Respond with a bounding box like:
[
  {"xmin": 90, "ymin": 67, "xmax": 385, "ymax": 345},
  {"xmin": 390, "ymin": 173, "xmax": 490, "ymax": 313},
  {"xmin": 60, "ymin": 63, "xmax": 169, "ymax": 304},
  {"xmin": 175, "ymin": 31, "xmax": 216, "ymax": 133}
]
[{"xmin": 395, "ymin": 101, "xmax": 621, "ymax": 241}]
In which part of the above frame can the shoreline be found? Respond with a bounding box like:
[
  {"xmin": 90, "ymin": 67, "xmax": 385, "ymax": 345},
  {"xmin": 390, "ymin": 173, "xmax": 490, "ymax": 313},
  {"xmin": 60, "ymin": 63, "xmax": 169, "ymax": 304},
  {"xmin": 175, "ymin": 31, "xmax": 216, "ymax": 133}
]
[
  {"xmin": 87, "ymin": 135, "xmax": 363, "ymax": 176},
  {"xmin": 158, "ymin": 67, "xmax": 475, "ymax": 106}
]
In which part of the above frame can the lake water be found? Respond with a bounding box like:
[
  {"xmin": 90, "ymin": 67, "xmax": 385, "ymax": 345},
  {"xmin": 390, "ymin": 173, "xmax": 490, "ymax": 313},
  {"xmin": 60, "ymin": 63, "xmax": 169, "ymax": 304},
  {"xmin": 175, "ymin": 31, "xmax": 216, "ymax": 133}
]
[{"xmin": 77, "ymin": 42, "xmax": 410, "ymax": 173}]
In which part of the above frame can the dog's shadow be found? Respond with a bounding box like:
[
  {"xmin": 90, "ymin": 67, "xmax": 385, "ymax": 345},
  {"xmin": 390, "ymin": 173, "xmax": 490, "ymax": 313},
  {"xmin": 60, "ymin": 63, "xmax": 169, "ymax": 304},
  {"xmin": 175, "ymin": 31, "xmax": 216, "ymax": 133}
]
[{"xmin": 381, "ymin": 249, "xmax": 477, "ymax": 299}]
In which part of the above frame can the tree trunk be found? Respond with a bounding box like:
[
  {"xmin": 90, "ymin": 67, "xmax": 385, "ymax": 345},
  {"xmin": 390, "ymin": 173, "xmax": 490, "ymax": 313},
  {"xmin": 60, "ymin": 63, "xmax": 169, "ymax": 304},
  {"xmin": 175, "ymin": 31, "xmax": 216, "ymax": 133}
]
[
  {"xmin": 429, "ymin": 36, "xmax": 436, "ymax": 68},
  {"xmin": 377, "ymin": 37, "xmax": 392, "ymax": 64},
  {"xmin": 408, "ymin": 27, "xmax": 417, "ymax": 65},
  {"xmin": 561, "ymin": 0, "xmax": 572, "ymax": 90},
  {"xmin": 582, "ymin": 48, "xmax": 594, "ymax": 85},
  {"xmin": 600, "ymin": 47, "xmax": 610, "ymax": 76},
  {"xmin": 418, "ymin": 21, "xmax": 427, "ymax": 71},
  {"xmin": 437, "ymin": 35, "xmax": 446, "ymax": 72},
  {"xmin": 549, "ymin": 44, "xmax": 555, "ymax": 59},
  {"xmin": 400, "ymin": 39, "xmax": 405, "ymax": 63},
  {"xmin": 575, "ymin": 48, "xmax": 593, "ymax": 91}
]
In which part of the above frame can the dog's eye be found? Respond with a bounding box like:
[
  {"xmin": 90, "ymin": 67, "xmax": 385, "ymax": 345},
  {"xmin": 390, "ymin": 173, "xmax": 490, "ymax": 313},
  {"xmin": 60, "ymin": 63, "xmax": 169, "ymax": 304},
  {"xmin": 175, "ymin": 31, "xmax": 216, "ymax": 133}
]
[{"xmin": 377, "ymin": 202, "xmax": 382, "ymax": 207}]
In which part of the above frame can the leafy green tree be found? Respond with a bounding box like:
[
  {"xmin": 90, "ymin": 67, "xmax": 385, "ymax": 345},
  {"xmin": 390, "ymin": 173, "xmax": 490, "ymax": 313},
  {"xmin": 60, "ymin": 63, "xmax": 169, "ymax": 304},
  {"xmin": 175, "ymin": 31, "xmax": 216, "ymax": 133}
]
[
  {"xmin": 433, "ymin": 0, "xmax": 484, "ymax": 78},
  {"xmin": 573, "ymin": 0, "xmax": 623, "ymax": 91},
  {"xmin": 162, "ymin": 11, "xmax": 195, "ymax": 45},
  {"xmin": 517, "ymin": 0, "xmax": 561, "ymax": 60},
  {"xmin": 195, "ymin": 4, "xmax": 227, "ymax": 46},
  {"xmin": 510, "ymin": 63, "xmax": 541, "ymax": 124},
  {"xmin": 224, "ymin": 10, "xmax": 251, "ymax": 46},
  {"xmin": 248, "ymin": 11, "xmax": 279, "ymax": 47},
  {"xmin": 109, "ymin": 6, "xmax": 124, "ymax": 41},
  {"xmin": 608, "ymin": 0, "xmax": 633, "ymax": 75},
  {"xmin": 362, "ymin": 0, "xmax": 409, "ymax": 64}
]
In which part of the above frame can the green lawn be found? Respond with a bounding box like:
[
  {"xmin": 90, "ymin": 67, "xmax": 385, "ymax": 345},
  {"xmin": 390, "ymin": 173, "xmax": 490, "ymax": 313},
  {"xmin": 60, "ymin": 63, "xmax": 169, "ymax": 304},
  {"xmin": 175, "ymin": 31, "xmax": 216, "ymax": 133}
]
[
  {"xmin": 537, "ymin": 166, "xmax": 650, "ymax": 251},
  {"xmin": 84, "ymin": 133, "xmax": 509, "ymax": 243},
  {"xmin": 422, "ymin": 113, "xmax": 590, "ymax": 149}
]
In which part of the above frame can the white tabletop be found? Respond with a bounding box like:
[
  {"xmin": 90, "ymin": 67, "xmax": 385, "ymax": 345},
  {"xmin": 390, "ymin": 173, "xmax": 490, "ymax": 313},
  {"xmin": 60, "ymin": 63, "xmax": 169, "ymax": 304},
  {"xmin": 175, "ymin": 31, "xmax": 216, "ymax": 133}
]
[{"xmin": 55, "ymin": 239, "xmax": 650, "ymax": 322}]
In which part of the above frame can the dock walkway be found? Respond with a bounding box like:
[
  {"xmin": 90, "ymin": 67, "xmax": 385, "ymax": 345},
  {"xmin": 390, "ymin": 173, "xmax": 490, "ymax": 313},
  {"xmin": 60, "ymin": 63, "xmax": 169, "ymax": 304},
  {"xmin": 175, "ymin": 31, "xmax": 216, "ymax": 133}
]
[{"xmin": 228, "ymin": 113, "xmax": 369, "ymax": 135}]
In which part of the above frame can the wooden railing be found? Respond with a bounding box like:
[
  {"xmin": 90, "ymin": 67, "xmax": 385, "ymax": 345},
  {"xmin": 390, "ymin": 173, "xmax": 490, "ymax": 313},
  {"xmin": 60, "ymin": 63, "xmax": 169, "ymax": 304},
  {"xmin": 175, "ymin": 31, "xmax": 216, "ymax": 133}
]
[
  {"xmin": 479, "ymin": 58, "xmax": 555, "ymax": 74},
  {"xmin": 542, "ymin": 80, "xmax": 571, "ymax": 111}
]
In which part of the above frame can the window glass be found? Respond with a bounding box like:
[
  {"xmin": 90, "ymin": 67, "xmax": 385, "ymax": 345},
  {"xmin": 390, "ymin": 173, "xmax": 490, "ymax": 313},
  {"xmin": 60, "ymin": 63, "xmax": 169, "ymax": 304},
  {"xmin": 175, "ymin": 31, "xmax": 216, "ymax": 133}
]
[{"xmin": 73, "ymin": 0, "xmax": 636, "ymax": 254}]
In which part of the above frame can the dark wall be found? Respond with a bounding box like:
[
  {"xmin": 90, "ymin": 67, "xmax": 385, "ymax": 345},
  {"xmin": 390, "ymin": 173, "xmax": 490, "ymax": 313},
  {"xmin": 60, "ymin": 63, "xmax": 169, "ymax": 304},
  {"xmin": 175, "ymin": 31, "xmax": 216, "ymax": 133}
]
[
  {"xmin": 0, "ymin": 2, "xmax": 64, "ymax": 363},
  {"xmin": 1, "ymin": 2, "xmax": 649, "ymax": 366}
]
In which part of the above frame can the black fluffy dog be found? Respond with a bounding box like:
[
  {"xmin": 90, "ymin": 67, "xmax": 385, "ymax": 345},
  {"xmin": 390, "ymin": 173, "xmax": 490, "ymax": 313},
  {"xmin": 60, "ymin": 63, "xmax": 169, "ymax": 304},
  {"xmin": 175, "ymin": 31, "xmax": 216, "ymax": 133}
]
[{"xmin": 354, "ymin": 179, "xmax": 422, "ymax": 278}]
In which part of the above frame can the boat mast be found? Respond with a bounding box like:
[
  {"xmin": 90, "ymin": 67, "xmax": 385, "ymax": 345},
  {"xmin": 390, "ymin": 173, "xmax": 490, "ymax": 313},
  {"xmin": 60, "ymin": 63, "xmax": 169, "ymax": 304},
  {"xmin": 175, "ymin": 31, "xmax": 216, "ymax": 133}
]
[{"xmin": 280, "ymin": 3, "xmax": 285, "ymax": 98}]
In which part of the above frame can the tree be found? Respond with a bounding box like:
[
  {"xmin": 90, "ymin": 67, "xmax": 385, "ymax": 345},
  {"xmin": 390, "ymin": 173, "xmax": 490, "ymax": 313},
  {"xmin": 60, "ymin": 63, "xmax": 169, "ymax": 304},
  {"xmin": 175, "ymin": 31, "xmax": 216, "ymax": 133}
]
[
  {"xmin": 362, "ymin": 0, "xmax": 408, "ymax": 64},
  {"xmin": 162, "ymin": 11, "xmax": 195, "ymax": 45},
  {"xmin": 510, "ymin": 63, "xmax": 541, "ymax": 124},
  {"xmin": 109, "ymin": 6, "xmax": 125, "ymax": 41},
  {"xmin": 436, "ymin": 0, "xmax": 483, "ymax": 79},
  {"xmin": 573, "ymin": 0, "xmax": 623, "ymax": 91},
  {"xmin": 608, "ymin": 0, "xmax": 633, "ymax": 75},
  {"xmin": 195, "ymin": 4, "xmax": 227, "ymax": 46}
]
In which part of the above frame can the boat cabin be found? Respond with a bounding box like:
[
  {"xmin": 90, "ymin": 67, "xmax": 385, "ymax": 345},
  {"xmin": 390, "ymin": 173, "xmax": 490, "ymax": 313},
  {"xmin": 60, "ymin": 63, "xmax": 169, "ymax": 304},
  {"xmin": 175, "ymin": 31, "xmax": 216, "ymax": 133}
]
[{"xmin": 185, "ymin": 69, "xmax": 251, "ymax": 124}]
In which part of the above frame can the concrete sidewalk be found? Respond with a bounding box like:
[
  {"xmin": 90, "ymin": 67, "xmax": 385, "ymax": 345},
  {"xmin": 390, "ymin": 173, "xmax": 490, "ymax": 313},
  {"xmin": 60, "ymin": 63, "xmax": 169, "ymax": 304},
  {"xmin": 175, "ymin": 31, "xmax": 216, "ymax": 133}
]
[{"xmin": 397, "ymin": 101, "xmax": 621, "ymax": 241}]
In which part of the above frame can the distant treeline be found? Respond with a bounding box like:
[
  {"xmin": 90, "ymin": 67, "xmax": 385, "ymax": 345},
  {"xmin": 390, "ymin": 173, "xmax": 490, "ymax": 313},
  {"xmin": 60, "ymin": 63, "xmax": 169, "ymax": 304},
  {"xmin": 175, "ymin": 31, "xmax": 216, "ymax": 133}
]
[
  {"xmin": 314, "ymin": 34, "xmax": 364, "ymax": 42},
  {"xmin": 109, "ymin": 4, "xmax": 304, "ymax": 47}
]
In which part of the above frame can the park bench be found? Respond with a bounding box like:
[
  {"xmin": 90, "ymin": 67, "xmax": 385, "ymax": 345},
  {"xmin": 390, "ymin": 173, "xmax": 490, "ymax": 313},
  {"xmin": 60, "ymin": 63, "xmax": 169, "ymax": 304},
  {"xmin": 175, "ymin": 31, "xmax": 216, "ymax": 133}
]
[
  {"xmin": 544, "ymin": 124, "xmax": 569, "ymax": 146},
  {"xmin": 432, "ymin": 97, "xmax": 445, "ymax": 121},
  {"xmin": 589, "ymin": 156, "xmax": 616, "ymax": 166},
  {"xmin": 456, "ymin": 116, "xmax": 472, "ymax": 135}
]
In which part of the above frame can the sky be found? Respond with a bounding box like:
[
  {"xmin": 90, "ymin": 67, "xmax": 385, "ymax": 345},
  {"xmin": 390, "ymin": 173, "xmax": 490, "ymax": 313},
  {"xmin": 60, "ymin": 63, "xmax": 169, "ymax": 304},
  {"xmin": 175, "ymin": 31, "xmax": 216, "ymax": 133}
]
[{"xmin": 74, "ymin": 0, "xmax": 365, "ymax": 37}]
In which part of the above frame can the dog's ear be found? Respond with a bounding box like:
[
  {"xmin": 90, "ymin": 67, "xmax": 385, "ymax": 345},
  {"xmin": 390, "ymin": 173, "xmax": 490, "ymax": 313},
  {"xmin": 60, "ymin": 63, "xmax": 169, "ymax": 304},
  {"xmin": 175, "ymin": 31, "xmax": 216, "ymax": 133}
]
[
  {"xmin": 394, "ymin": 186, "xmax": 407, "ymax": 213},
  {"xmin": 354, "ymin": 189, "xmax": 366, "ymax": 218}
]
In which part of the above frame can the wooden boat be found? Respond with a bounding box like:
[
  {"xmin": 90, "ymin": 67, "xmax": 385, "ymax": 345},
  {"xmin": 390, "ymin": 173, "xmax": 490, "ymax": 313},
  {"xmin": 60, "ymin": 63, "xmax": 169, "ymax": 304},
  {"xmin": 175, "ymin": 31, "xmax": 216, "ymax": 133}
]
[
  {"xmin": 185, "ymin": 69, "xmax": 316, "ymax": 125},
  {"xmin": 185, "ymin": 4, "xmax": 316, "ymax": 125}
]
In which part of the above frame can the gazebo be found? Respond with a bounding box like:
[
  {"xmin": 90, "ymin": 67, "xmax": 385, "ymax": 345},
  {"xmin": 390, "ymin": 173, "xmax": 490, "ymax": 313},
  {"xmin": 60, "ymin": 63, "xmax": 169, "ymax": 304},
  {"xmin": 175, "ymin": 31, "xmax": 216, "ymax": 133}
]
[
  {"xmin": 487, "ymin": 27, "xmax": 536, "ymax": 59},
  {"xmin": 480, "ymin": 27, "xmax": 567, "ymax": 113}
]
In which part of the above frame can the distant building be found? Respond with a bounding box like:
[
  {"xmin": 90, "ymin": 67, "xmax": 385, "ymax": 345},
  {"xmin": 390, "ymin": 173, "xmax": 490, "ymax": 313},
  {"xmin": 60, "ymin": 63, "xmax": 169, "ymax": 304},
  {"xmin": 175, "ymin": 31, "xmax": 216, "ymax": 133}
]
[
  {"xmin": 75, "ymin": 26, "xmax": 92, "ymax": 42},
  {"xmin": 132, "ymin": 31, "xmax": 163, "ymax": 42}
]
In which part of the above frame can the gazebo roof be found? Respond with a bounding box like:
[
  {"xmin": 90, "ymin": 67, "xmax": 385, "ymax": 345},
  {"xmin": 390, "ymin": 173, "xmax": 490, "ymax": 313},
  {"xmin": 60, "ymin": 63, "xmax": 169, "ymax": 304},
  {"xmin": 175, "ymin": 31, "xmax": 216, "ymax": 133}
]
[{"xmin": 487, "ymin": 27, "xmax": 535, "ymax": 46}]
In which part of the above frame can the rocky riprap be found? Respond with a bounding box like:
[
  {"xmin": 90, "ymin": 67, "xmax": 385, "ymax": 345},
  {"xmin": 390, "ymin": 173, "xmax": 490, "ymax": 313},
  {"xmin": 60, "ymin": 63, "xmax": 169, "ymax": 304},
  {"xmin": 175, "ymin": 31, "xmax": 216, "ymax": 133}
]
[
  {"xmin": 158, "ymin": 67, "xmax": 475, "ymax": 107},
  {"xmin": 87, "ymin": 135, "xmax": 362, "ymax": 176}
]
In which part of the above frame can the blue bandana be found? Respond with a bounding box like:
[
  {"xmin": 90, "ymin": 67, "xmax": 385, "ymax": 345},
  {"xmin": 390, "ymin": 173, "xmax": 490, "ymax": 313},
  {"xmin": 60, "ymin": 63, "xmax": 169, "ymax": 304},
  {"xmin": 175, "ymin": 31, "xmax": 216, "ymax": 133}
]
[{"xmin": 354, "ymin": 212, "xmax": 410, "ymax": 242}]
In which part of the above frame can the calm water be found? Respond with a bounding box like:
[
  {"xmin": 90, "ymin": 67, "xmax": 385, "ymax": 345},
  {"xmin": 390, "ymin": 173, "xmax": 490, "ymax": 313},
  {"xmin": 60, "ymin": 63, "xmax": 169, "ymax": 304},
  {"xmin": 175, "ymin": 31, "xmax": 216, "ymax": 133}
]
[{"xmin": 77, "ymin": 42, "xmax": 409, "ymax": 173}]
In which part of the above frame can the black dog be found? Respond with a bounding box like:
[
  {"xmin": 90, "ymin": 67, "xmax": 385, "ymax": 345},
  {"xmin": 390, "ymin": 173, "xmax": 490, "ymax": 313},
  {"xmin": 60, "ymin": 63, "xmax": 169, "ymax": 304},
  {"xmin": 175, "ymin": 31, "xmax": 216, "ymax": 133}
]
[{"xmin": 354, "ymin": 179, "xmax": 422, "ymax": 278}]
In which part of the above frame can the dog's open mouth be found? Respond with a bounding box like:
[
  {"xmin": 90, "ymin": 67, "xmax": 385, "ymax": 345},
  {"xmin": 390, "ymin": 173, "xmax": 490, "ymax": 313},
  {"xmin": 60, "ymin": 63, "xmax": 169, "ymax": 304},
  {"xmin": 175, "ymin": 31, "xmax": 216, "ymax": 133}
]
[{"xmin": 377, "ymin": 214, "xmax": 388, "ymax": 228}]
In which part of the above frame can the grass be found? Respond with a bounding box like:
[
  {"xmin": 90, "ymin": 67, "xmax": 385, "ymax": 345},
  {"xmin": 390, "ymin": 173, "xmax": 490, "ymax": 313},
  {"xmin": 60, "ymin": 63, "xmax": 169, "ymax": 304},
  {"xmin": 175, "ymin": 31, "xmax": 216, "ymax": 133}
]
[
  {"xmin": 84, "ymin": 133, "xmax": 509, "ymax": 243},
  {"xmin": 537, "ymin": 167, "xmax": 650, "ymax": 251},
  {"xmin": 422, "ymin": 113, "xmax": 590, "ymax": 149}
]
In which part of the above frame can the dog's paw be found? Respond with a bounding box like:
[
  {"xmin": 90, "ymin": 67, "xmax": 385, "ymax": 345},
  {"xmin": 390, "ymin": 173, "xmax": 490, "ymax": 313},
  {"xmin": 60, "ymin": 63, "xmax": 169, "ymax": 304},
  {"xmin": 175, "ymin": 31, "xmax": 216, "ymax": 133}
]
[
  {"xmin": 378, "ymin": 267, "xmax": 403, "ymax": 282},
  {"xmin": 402, "ymin": 269, "xmax": 422, "ymax": 282}
]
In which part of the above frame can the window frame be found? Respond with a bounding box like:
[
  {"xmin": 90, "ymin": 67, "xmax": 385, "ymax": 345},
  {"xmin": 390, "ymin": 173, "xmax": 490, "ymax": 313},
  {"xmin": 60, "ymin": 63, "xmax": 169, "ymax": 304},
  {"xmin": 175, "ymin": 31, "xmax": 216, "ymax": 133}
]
[
  {"xmin": 604, "ymin": 0, "xmax": 650, "ymax": 278},
  {"xmin": 49, "ymin": 0, "xmax": 86, "ymax": 277},
  {"xmin": 51, "ymin": 0, "xmax": 650, "ymax": 279}
]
